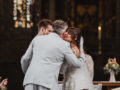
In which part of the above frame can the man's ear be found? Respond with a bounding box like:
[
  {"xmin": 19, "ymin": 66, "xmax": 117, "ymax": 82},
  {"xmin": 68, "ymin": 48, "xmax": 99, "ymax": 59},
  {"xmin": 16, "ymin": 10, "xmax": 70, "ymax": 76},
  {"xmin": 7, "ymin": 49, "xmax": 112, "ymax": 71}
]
[
  {"xmin": 75, "ymin": 36, "xmax": 77, "ymax": 40},
  {"xmin": 60, "ymin": 34, "xmax": 63, "ymax": 38},
  {"xmin": 41, "ymin": 27, "xmax": 45, "ymax": 31},
  {"xmin": 60, "ymin": 32, "xmax": 66, "ymax": 39}
]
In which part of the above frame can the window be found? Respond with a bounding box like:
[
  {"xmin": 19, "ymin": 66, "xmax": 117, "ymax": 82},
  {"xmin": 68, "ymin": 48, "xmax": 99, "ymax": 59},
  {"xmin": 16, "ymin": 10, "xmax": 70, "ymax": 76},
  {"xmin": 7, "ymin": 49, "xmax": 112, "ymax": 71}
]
[{"xmin": 13, "ymin": 0, "xmax": 34, "ymax": 28}]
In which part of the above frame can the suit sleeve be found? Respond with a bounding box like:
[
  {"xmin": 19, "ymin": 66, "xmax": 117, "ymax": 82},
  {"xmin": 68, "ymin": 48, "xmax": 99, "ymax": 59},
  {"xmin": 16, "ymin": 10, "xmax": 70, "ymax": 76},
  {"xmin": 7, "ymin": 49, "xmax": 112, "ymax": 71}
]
[
  {"xmin": 21, "ymin": 40, "xmax": 33, "ymax": 73},
  {"xmin": 64, "ymin": 44, "xmax": 85, "ymax": 68},
  {"xmin": 59, "ymin": 60, "xmax": 68, "ymax": 75}
]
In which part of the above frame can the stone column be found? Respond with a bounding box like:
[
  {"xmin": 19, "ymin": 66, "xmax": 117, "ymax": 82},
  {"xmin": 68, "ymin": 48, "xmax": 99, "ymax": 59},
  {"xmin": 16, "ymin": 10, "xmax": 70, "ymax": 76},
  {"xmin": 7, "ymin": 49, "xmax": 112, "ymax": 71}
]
[
  {"xmin": 0, "ymin": 0, "xmax": 4, "ymax": 33},
  {"xmin": 49, "ymin": 0, "xmax": 55, "ymax": 20},
  {"xmin": 116, "ymin": 0, "xmax": 120, "ymax": 55},
  {"xmin": 116, "ymin": 0, "xmax": 120, "ymax": 40}
]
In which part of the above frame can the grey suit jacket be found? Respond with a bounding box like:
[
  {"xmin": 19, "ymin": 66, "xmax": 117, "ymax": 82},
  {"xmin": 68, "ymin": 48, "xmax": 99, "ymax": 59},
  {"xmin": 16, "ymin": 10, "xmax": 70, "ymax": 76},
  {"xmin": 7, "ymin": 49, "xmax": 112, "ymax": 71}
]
[{"xmin": 21, "ymin": 33, "xmax": 85, "ymax": 90}]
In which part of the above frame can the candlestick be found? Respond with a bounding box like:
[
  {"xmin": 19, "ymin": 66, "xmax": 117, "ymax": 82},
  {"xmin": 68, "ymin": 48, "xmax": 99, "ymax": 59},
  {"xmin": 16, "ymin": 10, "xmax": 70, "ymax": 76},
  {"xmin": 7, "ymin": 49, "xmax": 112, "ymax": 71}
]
[{"xmin": 98, "ymin": 24, "xmax": 102, "ymax": 54}]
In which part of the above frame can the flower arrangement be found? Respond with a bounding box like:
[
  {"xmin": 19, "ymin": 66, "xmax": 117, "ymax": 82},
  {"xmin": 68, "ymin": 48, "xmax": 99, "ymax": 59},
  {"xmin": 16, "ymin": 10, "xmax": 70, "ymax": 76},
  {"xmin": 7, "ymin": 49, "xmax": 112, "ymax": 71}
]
[{"xmin": 103, "ymin": 58, "xmax": 120, "ymax": 74}]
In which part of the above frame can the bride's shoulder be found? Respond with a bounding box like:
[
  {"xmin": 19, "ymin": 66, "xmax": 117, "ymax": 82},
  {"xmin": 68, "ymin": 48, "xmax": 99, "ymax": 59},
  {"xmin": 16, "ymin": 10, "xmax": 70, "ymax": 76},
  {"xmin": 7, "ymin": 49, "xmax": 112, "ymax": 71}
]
[{"xmin": 85, "ymin": 54, "xmax": 92, "ymax": 59}]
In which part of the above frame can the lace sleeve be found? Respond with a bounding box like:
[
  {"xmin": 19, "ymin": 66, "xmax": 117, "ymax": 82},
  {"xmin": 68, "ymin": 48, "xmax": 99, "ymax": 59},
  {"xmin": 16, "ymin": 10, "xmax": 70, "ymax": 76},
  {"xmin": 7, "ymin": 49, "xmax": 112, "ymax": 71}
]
[{"xmin": 80, "ymin": 36, "xmax": 86, "ymax": 62}]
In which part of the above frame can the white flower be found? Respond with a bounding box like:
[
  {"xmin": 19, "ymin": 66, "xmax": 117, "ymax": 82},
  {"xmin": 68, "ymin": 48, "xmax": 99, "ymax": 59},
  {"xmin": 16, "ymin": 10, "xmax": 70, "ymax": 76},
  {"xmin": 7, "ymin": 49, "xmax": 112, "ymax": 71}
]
[{"xmin": 112, "ymin": 64, "xmax": 116, "ymax": 68}]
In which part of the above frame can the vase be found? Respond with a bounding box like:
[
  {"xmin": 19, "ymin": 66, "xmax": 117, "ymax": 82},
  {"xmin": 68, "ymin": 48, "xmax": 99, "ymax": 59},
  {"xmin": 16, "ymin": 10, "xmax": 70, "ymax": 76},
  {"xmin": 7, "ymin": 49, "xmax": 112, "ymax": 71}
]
[{"xmin": 109, "ymin": 70, "xmax": 116, "ymax": 82}]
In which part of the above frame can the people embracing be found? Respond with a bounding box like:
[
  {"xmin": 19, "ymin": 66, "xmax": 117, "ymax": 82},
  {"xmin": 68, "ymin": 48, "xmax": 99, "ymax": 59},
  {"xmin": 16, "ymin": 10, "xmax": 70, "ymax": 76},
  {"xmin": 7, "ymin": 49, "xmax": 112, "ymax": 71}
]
[{"xmin": 20, "ymin": 19, "xmax": 86, "ymax": 90}]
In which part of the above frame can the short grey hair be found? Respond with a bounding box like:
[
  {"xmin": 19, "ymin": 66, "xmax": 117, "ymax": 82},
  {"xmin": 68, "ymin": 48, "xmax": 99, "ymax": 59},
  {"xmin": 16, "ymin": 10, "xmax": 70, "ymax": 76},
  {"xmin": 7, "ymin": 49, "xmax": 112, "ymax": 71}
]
[{"xmin": 52, "ymin": 20, "xmax": 68, "ymax": 35}]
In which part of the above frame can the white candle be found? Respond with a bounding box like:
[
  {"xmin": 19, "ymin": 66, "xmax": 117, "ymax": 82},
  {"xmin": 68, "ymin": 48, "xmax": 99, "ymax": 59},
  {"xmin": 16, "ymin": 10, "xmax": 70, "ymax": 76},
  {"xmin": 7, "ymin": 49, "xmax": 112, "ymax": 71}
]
[
  {"xmin": 98, "ymin": 25, "xmax": 102, "ymax": 40},
  {"xmin": 98, "ymin": 25, "xmax": 102, "ymax": 54}
]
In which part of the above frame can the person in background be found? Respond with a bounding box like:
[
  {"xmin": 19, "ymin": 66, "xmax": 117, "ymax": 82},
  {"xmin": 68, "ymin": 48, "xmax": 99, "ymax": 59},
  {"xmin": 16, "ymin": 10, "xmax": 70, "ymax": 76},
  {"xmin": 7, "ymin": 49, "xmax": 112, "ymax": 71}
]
[
  {"xmin": 37, "ymin": 19, "xmax": 53, "ymax": 36},
  {"xmin": 29, "ymin": 19, "xmax": 53, "ymax": 64}
]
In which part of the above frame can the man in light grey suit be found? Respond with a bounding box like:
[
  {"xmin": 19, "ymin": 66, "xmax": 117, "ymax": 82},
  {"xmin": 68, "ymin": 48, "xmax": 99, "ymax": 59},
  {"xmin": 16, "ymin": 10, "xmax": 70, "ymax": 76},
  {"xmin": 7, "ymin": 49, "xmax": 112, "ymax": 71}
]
[
  {"xmin": 21, "ymin": 20, "xmax": 85, "ymax": 90},
  {"xmin": 37, "ymin": 19, "xmax": 53, "ymax": 36}
]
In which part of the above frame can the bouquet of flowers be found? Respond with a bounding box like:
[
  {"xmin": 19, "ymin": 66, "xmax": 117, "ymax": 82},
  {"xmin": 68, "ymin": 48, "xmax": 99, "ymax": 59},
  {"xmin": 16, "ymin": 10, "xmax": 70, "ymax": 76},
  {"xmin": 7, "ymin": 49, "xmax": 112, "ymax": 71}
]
[{"xmin": 103, "ymin": 58, "xmax": 120, "ymax": 74}]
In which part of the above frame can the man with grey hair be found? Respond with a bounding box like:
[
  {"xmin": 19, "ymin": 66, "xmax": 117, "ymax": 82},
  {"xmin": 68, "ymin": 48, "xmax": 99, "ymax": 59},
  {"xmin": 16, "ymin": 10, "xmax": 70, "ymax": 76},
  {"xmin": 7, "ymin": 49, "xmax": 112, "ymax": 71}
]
[
  {"xmin": 21, "ymin": 20, "xmax": 85, "ymax": 90},
  {"xmin": 52, "ymin": 20, "xmax": 68, "ymax": 35}
]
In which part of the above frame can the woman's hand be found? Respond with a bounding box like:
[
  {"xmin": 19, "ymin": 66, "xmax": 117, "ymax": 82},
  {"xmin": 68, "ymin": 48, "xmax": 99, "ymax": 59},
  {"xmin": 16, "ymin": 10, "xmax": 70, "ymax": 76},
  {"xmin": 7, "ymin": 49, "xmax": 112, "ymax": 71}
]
[
  {"xmin": 0, "ymin": 78, "xmax": 8, "ymax": 88},
  {"xmin": 72, "ymin": 47, "xmax": 80, "ymax": 58}
]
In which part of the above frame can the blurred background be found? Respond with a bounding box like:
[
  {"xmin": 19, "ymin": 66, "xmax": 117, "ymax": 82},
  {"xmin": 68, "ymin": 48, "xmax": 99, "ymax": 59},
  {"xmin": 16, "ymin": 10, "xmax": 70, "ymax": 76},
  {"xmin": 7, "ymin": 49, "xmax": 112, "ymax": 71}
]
[{"xmin": 0, "ymin": 0, "xmax": 120, "ymax": 89}]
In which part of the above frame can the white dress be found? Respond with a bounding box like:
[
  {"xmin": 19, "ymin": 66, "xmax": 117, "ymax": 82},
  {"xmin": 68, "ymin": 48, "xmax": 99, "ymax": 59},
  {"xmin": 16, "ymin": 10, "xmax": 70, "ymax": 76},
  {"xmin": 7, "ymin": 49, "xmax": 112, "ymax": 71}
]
[
  {"xmin": 62, "ymin": 62, "xmax": 94, "ymax": 90},
  {"xmin": 85, "ymin": 54, "xmax": 94, "ymax": 80}
]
